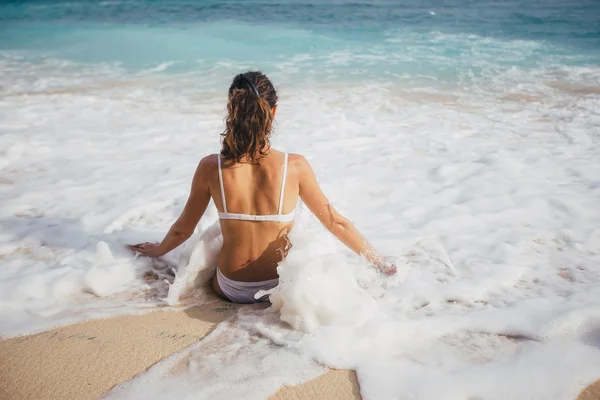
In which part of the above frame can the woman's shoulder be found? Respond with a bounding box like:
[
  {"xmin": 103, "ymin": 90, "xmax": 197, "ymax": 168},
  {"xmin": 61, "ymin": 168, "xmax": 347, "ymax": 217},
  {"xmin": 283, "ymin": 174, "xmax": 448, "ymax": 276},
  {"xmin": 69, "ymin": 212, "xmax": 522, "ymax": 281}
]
[
  {"xmin": 287, "ymin": 152, "xmax": 312, "ymax": 170},
  {"xmin": 285, "ymin": 152, "xmax": 308, "ymax": 165},
  {"xmin": 284, "ymin": 153, "xmax": 313, "ymax": 179},
  {"xmin": 265, "ymin": 149, "xmax": 307, "ymax": 168},
  {"xmin": 198, "ymin": 153, "xmax": 219, "ymax": 168},
  {"xmin": 191, "ymin": 154, "xmax": 220, "ymax": 179}
]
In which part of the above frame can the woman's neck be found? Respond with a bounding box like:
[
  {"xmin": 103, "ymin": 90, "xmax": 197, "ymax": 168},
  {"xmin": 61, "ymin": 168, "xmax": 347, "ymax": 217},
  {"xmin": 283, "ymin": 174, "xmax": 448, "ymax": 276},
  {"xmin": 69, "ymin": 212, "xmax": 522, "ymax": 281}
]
[{"xmin": 237, "ymin": 147, "xmax": 271, "ymax": 164}]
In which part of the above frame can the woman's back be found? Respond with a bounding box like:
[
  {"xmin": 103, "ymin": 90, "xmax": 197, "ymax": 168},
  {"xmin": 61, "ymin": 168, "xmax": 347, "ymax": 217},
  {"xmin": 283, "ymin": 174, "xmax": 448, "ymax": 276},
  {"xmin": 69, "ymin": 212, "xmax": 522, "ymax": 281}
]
[{"xmin": 209, "ymin": 149, "xmax": 299, "ymax": 282}]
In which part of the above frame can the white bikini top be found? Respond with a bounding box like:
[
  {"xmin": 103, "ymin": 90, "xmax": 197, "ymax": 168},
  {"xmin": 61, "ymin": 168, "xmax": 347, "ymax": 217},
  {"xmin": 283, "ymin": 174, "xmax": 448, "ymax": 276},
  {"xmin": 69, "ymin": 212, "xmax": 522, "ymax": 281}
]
[{"xmin": 217, "ymin": 153, "xmax": 296, "ymax": 222}]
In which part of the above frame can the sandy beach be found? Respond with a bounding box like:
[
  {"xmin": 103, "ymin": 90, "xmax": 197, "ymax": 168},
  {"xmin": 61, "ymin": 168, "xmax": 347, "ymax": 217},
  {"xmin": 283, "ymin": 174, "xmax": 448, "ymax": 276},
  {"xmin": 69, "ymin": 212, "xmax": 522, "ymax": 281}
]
[
  {"xmin": 0, "ymin": 304, "xmax": 597, "ymax": 400},
  {"xmin": 0, "ymin": 303, "xmax": 360, "ymax": 400}
]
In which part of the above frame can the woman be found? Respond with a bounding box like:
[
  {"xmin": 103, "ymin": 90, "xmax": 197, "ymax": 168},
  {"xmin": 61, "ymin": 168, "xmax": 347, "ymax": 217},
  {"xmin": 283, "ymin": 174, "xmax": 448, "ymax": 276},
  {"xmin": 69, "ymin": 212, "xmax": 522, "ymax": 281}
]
[{"xmin": 129, "ymin": 71, "xmax": 396, "ymax": 304}]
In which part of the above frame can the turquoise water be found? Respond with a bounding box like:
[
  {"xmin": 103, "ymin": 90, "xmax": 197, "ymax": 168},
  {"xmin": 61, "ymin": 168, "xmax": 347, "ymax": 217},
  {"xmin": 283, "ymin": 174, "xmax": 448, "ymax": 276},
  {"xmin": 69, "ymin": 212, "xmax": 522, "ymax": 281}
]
[{"xmin": 1, "ymin": 0, "xmax": 599, "ymax": 87}]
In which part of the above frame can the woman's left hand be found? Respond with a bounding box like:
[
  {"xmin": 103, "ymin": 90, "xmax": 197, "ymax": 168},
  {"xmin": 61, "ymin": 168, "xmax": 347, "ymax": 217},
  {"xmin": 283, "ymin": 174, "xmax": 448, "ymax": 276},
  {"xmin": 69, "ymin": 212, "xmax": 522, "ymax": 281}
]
[{"xmin": 128, "ymin": 242, "xmax": 162, "ymax": 257}]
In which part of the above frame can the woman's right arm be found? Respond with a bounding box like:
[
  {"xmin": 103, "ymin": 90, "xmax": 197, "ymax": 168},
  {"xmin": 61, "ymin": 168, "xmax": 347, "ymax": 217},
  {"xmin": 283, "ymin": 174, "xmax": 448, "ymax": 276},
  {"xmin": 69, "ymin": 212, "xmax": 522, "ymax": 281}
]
[{"xmin": 296, "ymin": 155, "xmax": 396, "ymax": 275}]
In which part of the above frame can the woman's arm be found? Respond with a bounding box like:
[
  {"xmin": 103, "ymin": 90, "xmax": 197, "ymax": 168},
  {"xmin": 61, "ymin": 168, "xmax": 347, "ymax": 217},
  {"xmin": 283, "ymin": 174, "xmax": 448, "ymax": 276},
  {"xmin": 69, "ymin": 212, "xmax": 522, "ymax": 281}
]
[
  {"xmin": 128, "ymin": 156, "xmax": 212, "ymax": 257},
  {"xmin": 297, "ymin": 155, "xmax": 396, "ymax": 275}
]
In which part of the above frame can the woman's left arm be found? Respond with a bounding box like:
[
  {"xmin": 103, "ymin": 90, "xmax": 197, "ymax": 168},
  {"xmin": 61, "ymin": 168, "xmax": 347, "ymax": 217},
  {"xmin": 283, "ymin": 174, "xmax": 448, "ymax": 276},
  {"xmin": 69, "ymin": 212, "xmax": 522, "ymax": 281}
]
[{"xmin": 129, "ymin": 157, "xmax": 212, "ymax": 257}]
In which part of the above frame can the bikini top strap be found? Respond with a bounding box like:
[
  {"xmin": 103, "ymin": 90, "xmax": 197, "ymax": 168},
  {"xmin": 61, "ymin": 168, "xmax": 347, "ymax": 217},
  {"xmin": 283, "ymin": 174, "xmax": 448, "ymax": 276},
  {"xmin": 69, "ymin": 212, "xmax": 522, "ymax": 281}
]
[
  {"xmin": 278, "ymin": 153, "xmax": 289, "ymax": 215},
  {"xmin": 217, "ymin": 155, "xmax": 228, "ymax": 213}
]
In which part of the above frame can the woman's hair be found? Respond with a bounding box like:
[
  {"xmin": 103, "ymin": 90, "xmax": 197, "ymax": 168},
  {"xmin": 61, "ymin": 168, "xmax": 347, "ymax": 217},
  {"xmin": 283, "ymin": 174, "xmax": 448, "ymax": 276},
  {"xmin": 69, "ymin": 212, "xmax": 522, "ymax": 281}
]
[{"xmin": 220, "ymin": 71, "xmax": 278, "ymax": 165}]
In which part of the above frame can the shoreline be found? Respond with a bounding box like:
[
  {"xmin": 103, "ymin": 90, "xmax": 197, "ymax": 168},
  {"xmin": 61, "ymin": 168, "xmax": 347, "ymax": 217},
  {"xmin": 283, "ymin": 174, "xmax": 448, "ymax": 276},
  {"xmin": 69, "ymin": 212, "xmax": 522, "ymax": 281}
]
[
  {"xmin": 0, "ymin": 302, "xmax": 360, "ymax": 400},
  {"xmin": 0, "ymin": 305, "xmax": 597, "ymax": 400}
]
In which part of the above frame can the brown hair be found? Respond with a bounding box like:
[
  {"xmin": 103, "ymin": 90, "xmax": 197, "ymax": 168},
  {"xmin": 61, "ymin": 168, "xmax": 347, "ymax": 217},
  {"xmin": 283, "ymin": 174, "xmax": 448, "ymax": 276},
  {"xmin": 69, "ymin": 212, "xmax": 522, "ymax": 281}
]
[{"xmin": 220, "ymin": 71, "xmax": 278, "ymax": 165}]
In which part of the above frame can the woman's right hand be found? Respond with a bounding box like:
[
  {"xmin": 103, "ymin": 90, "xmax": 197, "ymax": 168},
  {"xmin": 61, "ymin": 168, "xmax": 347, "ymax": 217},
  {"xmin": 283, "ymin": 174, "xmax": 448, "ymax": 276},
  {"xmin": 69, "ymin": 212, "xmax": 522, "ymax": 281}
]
[
  {"xmin": 296, "ymin": 154, "xmax": 397, "ymax": 276},
  {"xmin": 375, "ymin": 261, "xmax": 397, "ymax": 276}
]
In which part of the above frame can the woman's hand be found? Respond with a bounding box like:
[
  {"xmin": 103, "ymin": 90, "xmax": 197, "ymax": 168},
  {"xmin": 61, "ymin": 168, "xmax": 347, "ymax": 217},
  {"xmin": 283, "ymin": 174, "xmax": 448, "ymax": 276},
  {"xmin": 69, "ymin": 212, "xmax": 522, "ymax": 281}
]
[
  {"xmin": 126, "ymin": 157, "xmax": 211, "ymax": 260},
  {"xmin": 365, "ymin": 252, "xmax": 398, "ymax": 276},
  {"xmin": 376, "ymin": 261, "xmax": 397, "ymax": 276},
  {"xmin": 128, "ymin": 242, "xmax": 162, "ymax": 258}
]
